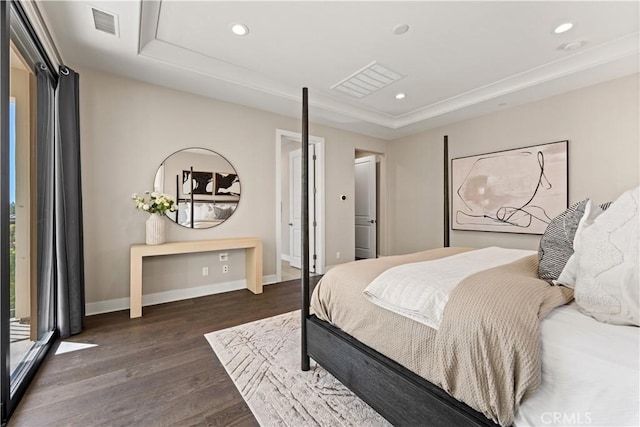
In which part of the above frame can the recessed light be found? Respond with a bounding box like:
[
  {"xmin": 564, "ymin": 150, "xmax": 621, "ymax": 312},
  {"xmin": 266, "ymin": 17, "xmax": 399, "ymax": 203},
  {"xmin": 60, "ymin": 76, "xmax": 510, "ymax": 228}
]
[
  {"xmin": 395, "ymin": 93, "xmax": 406, "ymax": 100},
  {"xmin": 554, "ymin": 22, "xmax": 573, "ymax": 34},
  {"xmin": 392, "ymin": 24, "xmax": 410, "ymax": 35},
  {"xmin": 559, "ymin": 41, "xmax": 585, "ymax": 51},
  {"xmin": 231, "ymin": 23, "xmax": 249, "ymax": 36}
]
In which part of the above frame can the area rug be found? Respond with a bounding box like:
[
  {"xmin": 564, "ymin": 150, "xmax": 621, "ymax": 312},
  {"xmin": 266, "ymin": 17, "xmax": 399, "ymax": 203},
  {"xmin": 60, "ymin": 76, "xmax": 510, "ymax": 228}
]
[{"xmin": 205, "ymin": 310, "xmax": 390, "ymax": 426}]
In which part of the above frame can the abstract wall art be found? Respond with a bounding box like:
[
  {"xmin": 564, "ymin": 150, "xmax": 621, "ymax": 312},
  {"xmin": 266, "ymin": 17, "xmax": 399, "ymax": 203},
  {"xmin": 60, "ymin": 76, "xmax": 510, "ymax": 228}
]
[
  {"xmin": 215, "ymin": 173, "xmax": 241, "ymax": 196},
  {"xmin": 183, "ymin": 170, "xmax": 213, "ymax": 195},
  {"xmin": 451, "ymin": 140, "xmax": 568, "ymax": 234}
]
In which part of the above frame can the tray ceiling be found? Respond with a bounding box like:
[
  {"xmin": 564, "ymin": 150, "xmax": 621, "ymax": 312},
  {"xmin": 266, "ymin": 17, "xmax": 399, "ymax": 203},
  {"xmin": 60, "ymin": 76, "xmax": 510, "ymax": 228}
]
[{"xmin": 38, "ymin": 1, "xmax": 639, "ymax": 140}]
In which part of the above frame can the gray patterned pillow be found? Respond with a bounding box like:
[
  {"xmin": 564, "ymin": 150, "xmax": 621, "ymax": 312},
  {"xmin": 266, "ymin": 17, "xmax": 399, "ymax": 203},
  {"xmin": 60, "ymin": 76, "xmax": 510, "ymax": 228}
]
[
  {"xmin": 214, "ymin": 205, "xmax": 234, "ymax": 220},
  {"xmin": 538, "ymin": 199, "xmax": 589, "ymax": 282}
]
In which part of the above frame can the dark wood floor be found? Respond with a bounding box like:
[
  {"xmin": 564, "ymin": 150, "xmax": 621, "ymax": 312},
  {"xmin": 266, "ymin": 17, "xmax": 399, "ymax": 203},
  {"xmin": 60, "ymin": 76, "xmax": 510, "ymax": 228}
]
[{"xmin": 10, "ymin": 280, "xmax": 301, "ymax": 427}]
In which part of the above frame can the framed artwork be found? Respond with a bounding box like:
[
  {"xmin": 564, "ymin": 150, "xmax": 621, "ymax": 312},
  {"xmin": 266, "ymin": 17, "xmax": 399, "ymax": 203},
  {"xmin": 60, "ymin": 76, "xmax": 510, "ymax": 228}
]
[
  {"xmin": 183, "ymin": 170, "xmax": 213, "ymax": 195},
  {"xmin": 214, "ymin": 173, "xmax": 240, "ymax": 196},
  {"xmin": 451, "ymin": 140, "xmax": 568, "ymax": 234}
]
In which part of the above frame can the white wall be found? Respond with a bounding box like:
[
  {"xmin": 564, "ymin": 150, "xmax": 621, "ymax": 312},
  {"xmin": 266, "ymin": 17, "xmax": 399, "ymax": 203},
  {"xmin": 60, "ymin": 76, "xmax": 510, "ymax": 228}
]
[
  {"xmin": 387, "ymin": 73, "xmax": 640, "ymax": 254},
  {"xmin": 78, "ymin": 67, "xmax": 387, "ymax": 309}
]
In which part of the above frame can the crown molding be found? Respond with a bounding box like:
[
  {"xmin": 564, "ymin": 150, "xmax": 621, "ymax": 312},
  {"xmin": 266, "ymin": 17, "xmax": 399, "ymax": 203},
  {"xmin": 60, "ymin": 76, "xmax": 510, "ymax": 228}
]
[{"xmin": 394, "ymin": 33, "xmax": 640, "ymax": 128}]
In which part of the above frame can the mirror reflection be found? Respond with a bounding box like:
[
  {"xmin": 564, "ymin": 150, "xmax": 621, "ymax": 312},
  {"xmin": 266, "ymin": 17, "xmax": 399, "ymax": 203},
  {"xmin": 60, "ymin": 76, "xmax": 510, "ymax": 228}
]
[{"xmin": 154, "ymin": 148, "xmax": 241, "ymax": 229}]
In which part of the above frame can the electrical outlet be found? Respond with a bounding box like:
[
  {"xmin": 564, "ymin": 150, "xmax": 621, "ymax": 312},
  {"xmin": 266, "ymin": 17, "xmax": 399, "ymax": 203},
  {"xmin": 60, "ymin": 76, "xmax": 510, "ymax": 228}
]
[
  {"xmin": 219, "ymin": 253, "xmax": 228, "ymax": 262},
  {"xmin": 202, "ymin": 267, "xmax": 209, "ymax": 276},
  {"xmin": 222, "ymin": 265, "xmax": 229, "ymax": 274},
  {"xmin": 336, "ymin": 252, "xmax": 341, "ymax": 259}
]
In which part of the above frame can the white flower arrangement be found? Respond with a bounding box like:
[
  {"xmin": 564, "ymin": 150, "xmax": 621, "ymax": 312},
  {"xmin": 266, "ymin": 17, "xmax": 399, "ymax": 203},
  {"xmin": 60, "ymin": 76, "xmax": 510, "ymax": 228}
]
[{"xmin": 131, "ymin": 191, "xmax": 177, "ymax": 216}]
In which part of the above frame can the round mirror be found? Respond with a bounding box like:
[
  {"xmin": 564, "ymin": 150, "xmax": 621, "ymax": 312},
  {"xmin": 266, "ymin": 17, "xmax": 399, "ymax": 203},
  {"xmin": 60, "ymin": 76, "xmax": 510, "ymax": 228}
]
[{"xmin": 154, "ymin": 148, "xmax": 241, "ymax": 229}]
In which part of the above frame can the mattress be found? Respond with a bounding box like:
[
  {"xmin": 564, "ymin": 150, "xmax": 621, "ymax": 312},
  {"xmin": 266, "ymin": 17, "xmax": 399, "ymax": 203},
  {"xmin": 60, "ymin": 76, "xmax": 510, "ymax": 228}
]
[{"xmin": 514, "ymin": 302, "xmax": 639, "ymax": 426}]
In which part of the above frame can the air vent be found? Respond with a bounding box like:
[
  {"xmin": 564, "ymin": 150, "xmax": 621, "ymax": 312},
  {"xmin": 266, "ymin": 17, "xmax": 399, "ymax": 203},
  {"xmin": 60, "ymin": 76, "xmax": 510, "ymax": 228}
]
[
  {"xmin": 92, "ymin": 7, "xmax": 119, "ymax": 36},
  {"xmin": 332, "ymin": 61, "xmax": 405, "ymax": 98}
]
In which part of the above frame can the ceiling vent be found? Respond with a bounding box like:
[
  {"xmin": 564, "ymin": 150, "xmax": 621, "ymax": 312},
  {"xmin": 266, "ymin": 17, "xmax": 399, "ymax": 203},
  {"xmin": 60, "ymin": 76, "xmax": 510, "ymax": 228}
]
[
  {"xmin": 91, "ymin": 7, "xmax": 119, "ymax": 37},
  {"xmin": 332, "ymin": 61, "xmax": 405, "ymax": 98}
]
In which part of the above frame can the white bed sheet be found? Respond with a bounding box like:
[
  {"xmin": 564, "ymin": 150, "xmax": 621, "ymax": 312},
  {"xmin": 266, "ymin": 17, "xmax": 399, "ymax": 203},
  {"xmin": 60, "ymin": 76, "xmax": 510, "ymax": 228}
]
[
  {"xmin": 363, "ymin": 247, "xmax": 534, "ymax": 329},
  {"xmin": 514, "ymin": 302, "xmax": 640, "ymax": 427}
]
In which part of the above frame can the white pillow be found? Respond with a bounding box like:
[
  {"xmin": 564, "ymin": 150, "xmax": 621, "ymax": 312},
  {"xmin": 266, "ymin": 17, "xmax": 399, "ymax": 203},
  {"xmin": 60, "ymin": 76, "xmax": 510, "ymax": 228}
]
[{"xmin": 571, "ymin": 187, "xmax": 639, "ymax": 326}]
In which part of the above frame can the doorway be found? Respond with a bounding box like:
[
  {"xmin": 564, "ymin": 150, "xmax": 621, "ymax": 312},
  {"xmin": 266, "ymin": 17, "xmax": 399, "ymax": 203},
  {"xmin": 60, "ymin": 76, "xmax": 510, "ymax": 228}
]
[
  {"xmin": 355, "ymin": 151, "xmax": 380, "ymax": 259},
  {"xmin": 276, "ymin": 129, "xmax": 325, "ymax": 282}
]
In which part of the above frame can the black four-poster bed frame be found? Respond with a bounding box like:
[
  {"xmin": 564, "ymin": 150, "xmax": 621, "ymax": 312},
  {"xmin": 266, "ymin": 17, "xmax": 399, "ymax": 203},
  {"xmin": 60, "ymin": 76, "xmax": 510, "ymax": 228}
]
[{"xmin": 299, "ymin": 88, "xmax": 500, "ymax": 426}]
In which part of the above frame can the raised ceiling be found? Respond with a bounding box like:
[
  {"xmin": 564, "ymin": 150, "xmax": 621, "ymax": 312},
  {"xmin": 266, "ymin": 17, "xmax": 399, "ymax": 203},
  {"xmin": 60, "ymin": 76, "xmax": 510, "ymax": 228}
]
[{"xmin": 38, "ymin": 1, "xmax": 639, "ymax": 140}]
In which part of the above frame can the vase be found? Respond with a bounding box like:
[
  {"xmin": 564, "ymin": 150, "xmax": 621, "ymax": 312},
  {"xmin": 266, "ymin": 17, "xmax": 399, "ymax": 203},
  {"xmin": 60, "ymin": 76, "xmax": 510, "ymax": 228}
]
[{"xmin": 146, "ymin": 213, "xmax": 165, "ymax": 245}]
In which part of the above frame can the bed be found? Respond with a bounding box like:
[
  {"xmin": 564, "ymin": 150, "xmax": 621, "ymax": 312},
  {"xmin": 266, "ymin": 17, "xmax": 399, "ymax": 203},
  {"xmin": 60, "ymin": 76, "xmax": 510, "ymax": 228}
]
[
  {"xmin": 298, "ymin": 89, "xmax": 639, "ymax": 426},
  {"xmin": 308, "ymin": 248, "xmax": 639, "ymax": 426}
]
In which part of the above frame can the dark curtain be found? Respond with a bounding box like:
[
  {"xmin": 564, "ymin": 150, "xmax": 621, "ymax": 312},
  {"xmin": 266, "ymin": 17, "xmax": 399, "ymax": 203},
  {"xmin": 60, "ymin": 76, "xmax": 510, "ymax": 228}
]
[
  {"xmin": 55, "ymin": 66, "xmax": 84, "ymax": 338},
  {"xmin": 35, "ymin": 64, "xmax": 56, "ymax": 339}
]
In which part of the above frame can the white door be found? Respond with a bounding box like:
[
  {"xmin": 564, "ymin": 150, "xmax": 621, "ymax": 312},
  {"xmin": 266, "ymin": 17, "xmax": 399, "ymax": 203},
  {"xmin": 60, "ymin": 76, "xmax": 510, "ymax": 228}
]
[
  {"xmin": 355, "ymin": 155, "xmax": 377, "ymax": 259},
  {"xmin": 289, "ymin": 147, "xmax": 316, "ymax": 270}
]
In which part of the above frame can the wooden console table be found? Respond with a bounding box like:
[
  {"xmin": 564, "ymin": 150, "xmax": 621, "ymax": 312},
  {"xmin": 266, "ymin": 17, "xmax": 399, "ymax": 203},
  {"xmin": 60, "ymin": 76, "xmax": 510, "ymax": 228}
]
[{"xmin": 130, "ymin": 237, "xmax": 263, "ymax": 318}]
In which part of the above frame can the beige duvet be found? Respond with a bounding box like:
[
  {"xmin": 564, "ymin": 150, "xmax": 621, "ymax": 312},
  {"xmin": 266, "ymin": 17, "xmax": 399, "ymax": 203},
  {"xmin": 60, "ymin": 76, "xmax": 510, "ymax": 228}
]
[{"xmin": 311, "ymin": 247, "xmax": 573, "ymax": 426}]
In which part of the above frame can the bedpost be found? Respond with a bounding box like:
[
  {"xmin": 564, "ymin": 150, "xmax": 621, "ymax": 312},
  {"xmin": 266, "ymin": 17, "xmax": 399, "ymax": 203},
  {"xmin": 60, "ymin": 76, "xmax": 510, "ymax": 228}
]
[
  {"xmin": 190, "ymin": 166, "xmax": 195, "ymax": 228},
  {"xmin": 175, "ymin": 174, "xmax": 179, "ymax": 222},
  {"xmin": 444, "ymin": 135, "xmax": 450, "ymax": 247},
  {"xmin": 301, "ymin": 87, "xmax": 311, "ymax": 371}
]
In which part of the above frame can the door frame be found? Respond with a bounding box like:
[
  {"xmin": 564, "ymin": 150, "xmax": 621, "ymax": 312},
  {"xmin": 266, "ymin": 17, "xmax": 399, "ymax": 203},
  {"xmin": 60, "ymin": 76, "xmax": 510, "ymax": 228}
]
[
  {"xmin": 275, "ymin": 129, "xmax": 325, "ymax": 282},
  {"xmin": 354, "ymin": 154, "xmax": 377, "ymax": 259}
]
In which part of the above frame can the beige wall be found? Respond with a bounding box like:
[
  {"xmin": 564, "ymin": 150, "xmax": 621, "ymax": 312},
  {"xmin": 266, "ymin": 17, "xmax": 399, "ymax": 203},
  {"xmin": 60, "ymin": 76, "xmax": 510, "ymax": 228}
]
[
  {"xmin": 78, "ymin": 67, "xmax": 387, "ymax": 308},
  {"xmin": 387, "ymin": 73, "xmax": 640, "ymax": 254},
  {"xmin": 79, "ymin": 67, "xmax": 638, "ymax": 309}
]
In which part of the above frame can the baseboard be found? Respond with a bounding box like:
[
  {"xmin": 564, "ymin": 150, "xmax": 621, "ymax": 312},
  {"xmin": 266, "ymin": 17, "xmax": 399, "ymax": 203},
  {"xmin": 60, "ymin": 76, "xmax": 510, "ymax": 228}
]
[
  {"xmin": 86, "ymin": 274, "xmax": 279, "ymax": 316},
  {"xmin": 86, "ymin": 297, "xmax": 131, "ymax": 316},
  {"xmin": 281, "ymin": 254, "xmax": 291, "ymax": 262},
  {"xmin": 263, "ymin": 274, "xmax": 278, "ymax": 285}
]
